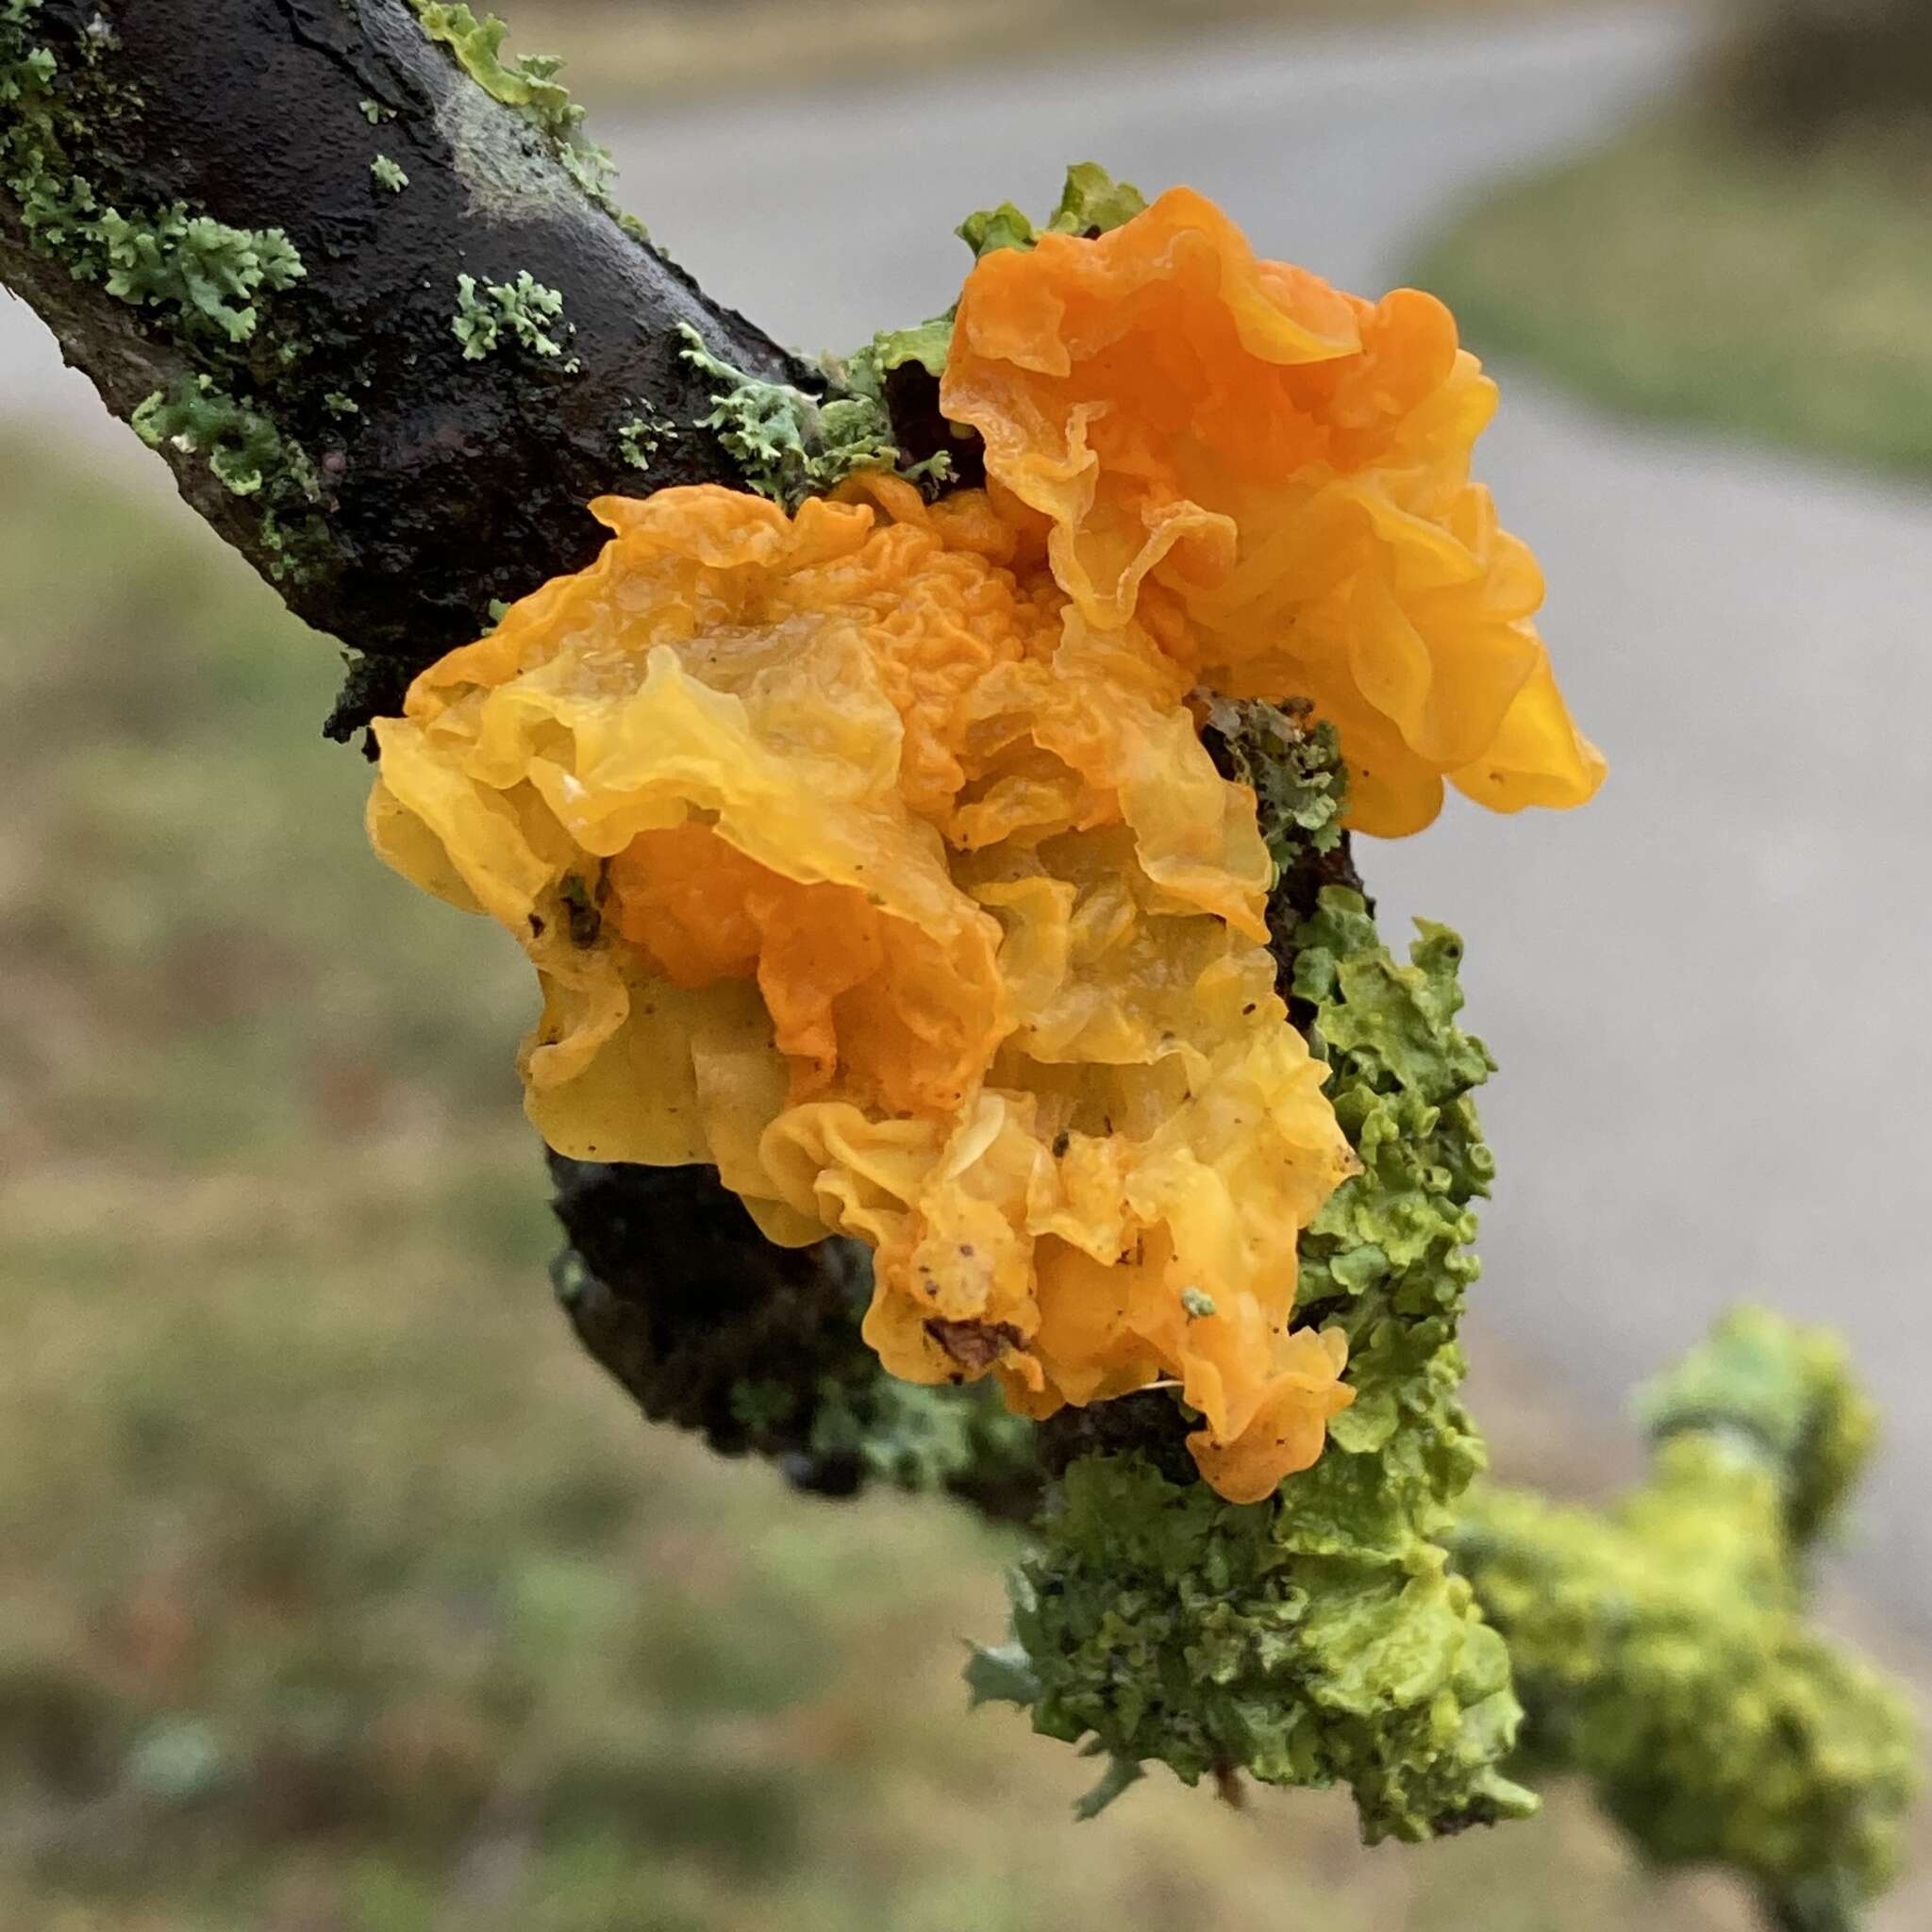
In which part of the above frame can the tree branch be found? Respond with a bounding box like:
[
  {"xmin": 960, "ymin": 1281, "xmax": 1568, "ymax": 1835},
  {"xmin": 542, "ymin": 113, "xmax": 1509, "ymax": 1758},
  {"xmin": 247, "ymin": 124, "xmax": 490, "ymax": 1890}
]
[
  {"xmin": 0, "ymin": 0, "xmax": 863, "ymax": 1483},
  {"xmin": 1, "ymin": 0, "xmax": 811, "ymax": 733}
]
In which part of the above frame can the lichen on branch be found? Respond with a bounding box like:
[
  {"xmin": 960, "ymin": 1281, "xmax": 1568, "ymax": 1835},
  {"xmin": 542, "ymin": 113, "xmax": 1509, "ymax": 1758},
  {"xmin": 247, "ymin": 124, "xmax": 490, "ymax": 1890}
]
[
  {"xmin": 405, "ymin": 0, "xmax": 625, "ymax": 218},
  {"xmin": 1452, "ymin": 1310, "xmax": 1920, "ymax": 1932},
  {"xmin": 2, "ymin": 0, "xmax": 326, "ymax": 575},
  {"xmin": 1, "ymin": 0, "xmax": 813, "ymax": 703},
  {"xmin": 675, "ymin": 323, "xmax": 946, "ymax": 508},
  {"xmin": 453, "ymin": 268, "xmax": 572, "ymax": 362},
  {"xmin": 971, "ymin": 885, "xmax": 1533, "ymax": 1841}
]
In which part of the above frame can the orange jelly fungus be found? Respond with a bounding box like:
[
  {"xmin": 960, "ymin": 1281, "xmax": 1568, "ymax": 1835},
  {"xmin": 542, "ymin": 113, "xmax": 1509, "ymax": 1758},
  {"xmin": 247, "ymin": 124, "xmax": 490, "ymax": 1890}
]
[
  {"xmin": 369, "ymin": 189, "xmax": 1601, "ymax": 1501},
  {"xmin": 942, "ymin": 186, "xmax": 1605, "ymax": 836}
]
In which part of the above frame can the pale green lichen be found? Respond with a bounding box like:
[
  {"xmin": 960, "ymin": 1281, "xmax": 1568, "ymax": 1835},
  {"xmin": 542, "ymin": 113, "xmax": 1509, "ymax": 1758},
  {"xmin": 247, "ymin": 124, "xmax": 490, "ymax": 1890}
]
[
  {"xmin": 615, "ymin": 404, "xmax": 677, "ymax": 473},
  {"xmin": 94, "ymin": 204, "xmax": 304, "ymax": 343},
  {"xmin": 973, "ymin": 889, "xmax": 1536, "ymax": 1841},
  {"xmin": 133, "ymin": 376, "xmax": 306, "ymax": 499},
  {"xmin": 370, "ymin": 154, "xmax": 408, "ymax": 193},
  {"xmin": 835, "ymin": 309, "xmax": 954, "ymax": 398},
  {"xmin": 677, "ymin": 323, "xmax": 947, "ymax": 511},
  {"xmin": 358, "ymin": 96, "xmax": 394, "ymax": 125},
  {"xmin": 1, "ymin": 6, "xmax": 325, "ymax": 581},
  {"xmin": 1205, "ymin": 695, "xmax": 1346, "ymax": 866},
  {"xmin": 406, "ymin": 2, "xmax": 620, "ymax": 210},
  {"xmin": 795, "ymin": 1369, "xmax": 1038, "ymax": 1503},
  {"xmin": 2, "ymin": 9, "xmax": 303, "ymax": 341},
  {"xmin": 453, "ymin": 269, "xmax": 570, "ymax": 361},
  {"xmin": 1638, "ymin": 1303, "xmax": 1876, "ymax": 1554},
  {"xmin": 1453, "ymin": 1310, "xmax": 1919, "ymax": 1932},
  {"xmin": 0, "ymin": 8, "xmax": 304, "ymax": 349},
  {"xmin": 131, "ymin": 375, "xmax": 325, "ymax": 581}
]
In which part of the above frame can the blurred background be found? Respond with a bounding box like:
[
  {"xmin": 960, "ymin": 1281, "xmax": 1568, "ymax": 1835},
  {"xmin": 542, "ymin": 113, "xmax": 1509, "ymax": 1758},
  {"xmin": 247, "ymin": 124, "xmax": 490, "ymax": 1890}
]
[{"xmin": 2, "ymin": 0, "xmax": 1929, "ymax": 1926}]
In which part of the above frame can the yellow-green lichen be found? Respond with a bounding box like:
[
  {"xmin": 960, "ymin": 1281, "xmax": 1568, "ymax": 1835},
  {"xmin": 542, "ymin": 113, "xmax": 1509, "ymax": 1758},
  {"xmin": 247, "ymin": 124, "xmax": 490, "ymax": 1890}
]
[
  {"xmin": 131, "ymin": 375, "xmax": 325, "ymax": 581},
  {"xmin": 1453, "ymin": 1310, "xmax": 1919, "ymax": 1932},
  {"xmin": 3, "ymin": 4, "xmax": 327, "ymax": 582},
  {"xmin": 972, "ymin": 887, "xmax": 1536, "ymax": 1841},
  {"xmin": 406, "ymin": 2, "xmax": 619, "ymax": 212},
  {"xmin": 958, "ymin": 158, "xmax": 1150, "ymax": 261},
  {"xmin": 95, "ymin": 203, "xmax": 304, "ymax": 342},
  {"xmin": 370, "ymin": 154, "xmax": 408, "ymax": 193},
  {"xmin": 2, "ymin": 8, "xmax": 304, "ymax": 344},
  {"xmin": 1205, "ymin": 697, "xmax": 1347, "ymax": 865}
]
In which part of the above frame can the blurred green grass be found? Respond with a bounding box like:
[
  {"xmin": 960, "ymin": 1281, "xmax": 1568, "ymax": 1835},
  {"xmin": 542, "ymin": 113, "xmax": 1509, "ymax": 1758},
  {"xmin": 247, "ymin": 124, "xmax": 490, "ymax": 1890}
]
[
  {"xmin": 1416, "ymin": 115, "xmax": 1932, "ymax": 475},
  {"xmin": 0, "ymin": 432, "xmax": 1786, "ymax": 1930}
]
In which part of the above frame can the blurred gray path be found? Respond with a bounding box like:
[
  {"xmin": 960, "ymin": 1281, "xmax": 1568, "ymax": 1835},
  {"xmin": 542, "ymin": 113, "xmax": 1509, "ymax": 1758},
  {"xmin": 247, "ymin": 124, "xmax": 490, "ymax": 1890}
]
[{"xmin": 9, "ymin": 8, "xmax": 1932, "ymax": 1624}]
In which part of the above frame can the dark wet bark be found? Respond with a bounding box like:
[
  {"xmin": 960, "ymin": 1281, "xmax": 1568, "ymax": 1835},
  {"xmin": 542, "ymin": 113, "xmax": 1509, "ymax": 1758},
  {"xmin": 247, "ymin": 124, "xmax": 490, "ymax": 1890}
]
[{"xmin": 1, "ymin": 0, "xmax": 811, "ymax": 736}]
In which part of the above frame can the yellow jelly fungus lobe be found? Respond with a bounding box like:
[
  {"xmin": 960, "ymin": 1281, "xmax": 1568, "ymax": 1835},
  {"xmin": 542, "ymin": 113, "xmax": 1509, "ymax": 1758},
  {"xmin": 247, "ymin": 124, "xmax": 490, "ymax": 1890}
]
[
  {"xmin": 370, "ymin": 477, "xmax": 1358, "ymax": 1502},
  {"xmin": 941, "ymin": 185, "xmax": 1606, "ymax": 836},
  {"xmin": 369, "ymin": 187, "xmax": 1604, "ymax": 1503}
]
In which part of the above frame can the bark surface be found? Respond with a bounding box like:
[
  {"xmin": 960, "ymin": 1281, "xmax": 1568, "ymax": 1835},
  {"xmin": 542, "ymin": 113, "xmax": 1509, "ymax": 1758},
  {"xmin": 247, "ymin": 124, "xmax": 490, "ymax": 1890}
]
[{"xmin": 2, "ymin": 0, "xmax": 810, "ymax": 732}]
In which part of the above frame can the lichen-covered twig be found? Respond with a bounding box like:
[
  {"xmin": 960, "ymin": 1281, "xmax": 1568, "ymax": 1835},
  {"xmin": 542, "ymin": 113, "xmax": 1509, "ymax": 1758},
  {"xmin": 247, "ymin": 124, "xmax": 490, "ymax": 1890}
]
[
  {"xmin": 966, "ymin": 855, "xmax": 1538, "ymax": 1840},
  {"xmin": 1453, "ymin": 1310, "xmax": 1921, "ymax": 1932}
]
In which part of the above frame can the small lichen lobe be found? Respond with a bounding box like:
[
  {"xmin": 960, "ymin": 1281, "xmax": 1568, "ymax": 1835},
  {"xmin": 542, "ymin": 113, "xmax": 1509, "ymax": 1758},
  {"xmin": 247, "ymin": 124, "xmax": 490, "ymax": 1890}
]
[{"xmin": 452, "ymin": 269, "xmax": 570, "ymax": 361}]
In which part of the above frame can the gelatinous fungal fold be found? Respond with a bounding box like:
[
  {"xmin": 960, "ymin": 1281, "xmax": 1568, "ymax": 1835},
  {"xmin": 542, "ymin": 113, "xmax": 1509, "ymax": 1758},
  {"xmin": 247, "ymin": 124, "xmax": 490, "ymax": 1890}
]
[
  {"xmin": 943, "ymin": 187, "xmax": 1605, "ymax": 837},
  {"xmin": 368, "ymin": 189, "xmax": 1601, "ymax": 1500}
]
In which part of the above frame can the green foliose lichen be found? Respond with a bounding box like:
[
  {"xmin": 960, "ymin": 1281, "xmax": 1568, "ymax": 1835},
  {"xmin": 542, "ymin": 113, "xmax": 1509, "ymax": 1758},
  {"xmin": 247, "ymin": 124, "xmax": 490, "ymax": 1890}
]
[
  {"xmin": 836, "ymin": 309, "xmax": 955, "ymax": 407},
  {"xmin": 958, "ymin": 159, "xmax": 1150, "ymax": 260},
  {"xmin": 370, "ymin": 154, "xmax": 408, "ymax": 193},
  {"xmin": 792, "ymin": 1368, "xmax": 1038, "ymax": 1504},
  {"xmin": 677, "ymin": 323, "xmax": 947, "ymax": 511},
  {"xmin": 453, "ymin": 269, "xmax": 570, "ymax": 362},
  {"xmin": 1204, "ymin": 695, "xmax": 1346, "ymax": 866},
  {"xmin": 3, "ymin": 8, "xmax": 304, "ymax": 341},
  {"xmin": 133, "ymin": 375, "xmax": 317, "ymax": 502},
  {"xmin": 688, "ymin": 169, "xmax": 1144, "ymax": 511},
  {"xmin": 406, "ymin": 2, "xmax": 620, "ymax": 211},
  {"xmin": 4, "ymin": 3, "xmax": 326, "ymax": 582},
  {"xmin": 615, "ymin": 403, "xmax": 677, "ymax": 473},
  {"xmin": 132, "ymin": 376, "xmax": 326, "ymax": 581},
  {"xmin": 974, "ymin": 889, "xmax": 1535, "ymax": 1841},
  {"xmin": 94, "ymin": 205, "xmax": 304, "ymax": 341},
  {"xmin": 1454, "ymin": 1310, "xmax": 1919, "ymax": 1932},
  {"xmin": 1638, "ymin": 1303, "xmax": 1877, "ymax": 1553}
]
